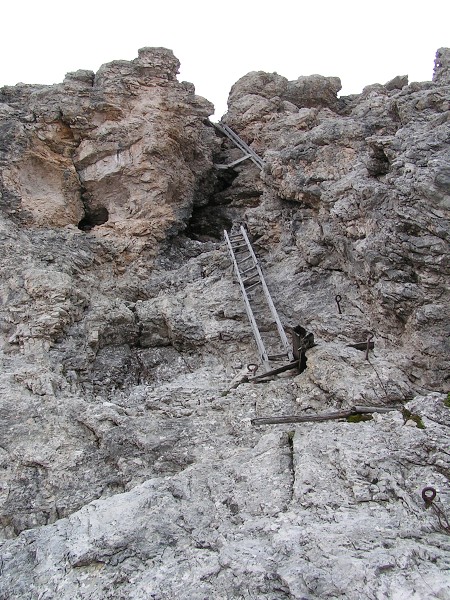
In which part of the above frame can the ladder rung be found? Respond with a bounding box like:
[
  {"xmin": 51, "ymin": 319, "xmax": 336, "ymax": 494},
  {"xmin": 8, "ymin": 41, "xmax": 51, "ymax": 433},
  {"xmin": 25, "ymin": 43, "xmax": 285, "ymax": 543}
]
[
  {"xmin": 245, "ymin": 282, "xmax": 261, "ymax": 291},
  {"xmin": 214, "ymin": 154, "xmax": 253, "ymax": 169},
  {"xmin": 268, "ymin": 353, "xmax": 289, "ymax": 360},
  {"xmin": 243, "ymin": 275, "xmax": 259, "ymax": 285},
  {"xmin": 236, "ymin": 255, "xmax": 252, "ymax": 264},
  {"xmin": 241, "ymin": 264, "xmax": 257, "ymax": 274},
  {"xmin": 232, "ymin": 243, "xmax": 248, "ymax": 249}
]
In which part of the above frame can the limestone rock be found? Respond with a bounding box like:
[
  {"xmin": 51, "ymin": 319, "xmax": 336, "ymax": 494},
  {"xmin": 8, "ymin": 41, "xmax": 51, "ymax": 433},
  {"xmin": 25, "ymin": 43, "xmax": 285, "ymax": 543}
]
[
  {"xmin": 0, "ymin": 47, "xmax": 449, "ymax": 600},
  {"xmin": 0, "ymin": 47, "xmax": 216, "ymax": 243},
  {"xmin": 214, "ymin": 49, "xmax": 450, "ymax": 391},
  {"xmin": 0, "ymin": 394, "xmax": 448, "ymax": 599},
  {"xmin": 283, "ymin": 74, "xmax": 342, "ymax": 109},
  {"xmin": 385, "ymin": 74, "xmax": 408, "ymax": 91}
]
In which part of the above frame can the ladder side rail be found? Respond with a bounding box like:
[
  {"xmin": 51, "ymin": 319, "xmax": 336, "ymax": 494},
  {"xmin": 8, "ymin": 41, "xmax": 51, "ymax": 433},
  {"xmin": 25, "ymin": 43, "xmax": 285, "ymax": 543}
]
[
  {"xmin": 220, "ymin": 124, "xmax": 255, "ymax": 154},
  {"xmin": 224, "ymin": 231, "xmax": 271, "ymax": 371},
  {"xmin": 220, "ymin": 125, "xmax": 264, "ymax": 169},
  {"xmin": 214, "ymin": 123, "xmax": 264, "ymax": 170},
  {"xmin": 239, "ymin": 226, "xmax": 294, "ymax": 361},
  {"xmin": 249, "ymin": 155, "xmax": 265, "ymax": 170}
]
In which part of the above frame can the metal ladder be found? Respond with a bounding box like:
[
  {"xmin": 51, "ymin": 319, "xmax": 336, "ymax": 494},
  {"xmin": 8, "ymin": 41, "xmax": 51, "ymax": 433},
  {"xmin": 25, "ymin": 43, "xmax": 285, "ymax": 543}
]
[
  {"xmin": 213, "ymin": 122, "xmax": 264, "ymax": 171},
  {"xmin": 224, "ymin": 225, "xmax": 294, "ymax": 373}
]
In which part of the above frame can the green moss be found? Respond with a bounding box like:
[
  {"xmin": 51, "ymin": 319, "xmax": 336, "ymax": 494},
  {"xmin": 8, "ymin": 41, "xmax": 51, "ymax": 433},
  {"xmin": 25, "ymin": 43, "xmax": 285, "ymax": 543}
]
[
  {"xmin": 402, "ymin": 408, "xmax": 425, "ymax": 429},
  {"xmin": 346, "ymin": 414, "xmax": 373, "ymax": 423},
  {"xmin": 411, "ymin": 414, "xmax": 425, "ymax": 429},
  {"xmin": 444, "ymin": 392, "xmax": 450, "ymax": 408}
]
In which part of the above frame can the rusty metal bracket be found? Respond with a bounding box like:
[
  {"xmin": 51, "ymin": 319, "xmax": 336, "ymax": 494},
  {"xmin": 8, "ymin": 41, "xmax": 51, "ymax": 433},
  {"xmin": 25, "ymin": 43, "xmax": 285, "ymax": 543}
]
[
  {"xmin": 422, "ymin": 486, "xmax": 450, "ymax": 534},
  {"xmin": 286, "ymin": 325, "xmax": 315, "ymax": 374},
  {"xmin": 365, "ymin": 333, "xmax": 374, "ymax": 361},
  {"xmin": 249, "ymin": 360, "xmax": 300, "ymax": 382}
]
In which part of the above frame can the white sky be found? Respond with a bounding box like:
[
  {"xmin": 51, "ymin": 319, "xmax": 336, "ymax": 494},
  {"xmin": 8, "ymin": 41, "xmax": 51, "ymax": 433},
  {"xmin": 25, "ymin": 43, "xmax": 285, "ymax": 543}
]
[{"xmin": 1, "ymin": 0, "xmax": 449, "ymax": 118}]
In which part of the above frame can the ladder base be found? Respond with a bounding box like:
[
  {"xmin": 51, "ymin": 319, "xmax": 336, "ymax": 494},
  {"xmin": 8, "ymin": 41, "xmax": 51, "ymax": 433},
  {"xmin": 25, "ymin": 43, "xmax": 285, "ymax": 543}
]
[{"xmin": 249, "ymin": 360, "xmax": 300, "ymax": 382}]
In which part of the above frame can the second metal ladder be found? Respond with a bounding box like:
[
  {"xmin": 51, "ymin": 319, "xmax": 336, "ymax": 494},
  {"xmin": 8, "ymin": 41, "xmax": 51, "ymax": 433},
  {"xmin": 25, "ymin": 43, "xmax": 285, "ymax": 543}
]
[
  {"xmin": 213, "ymin": 122, "xmax": 264, "ymax": 171},
  {"xmin": 224, "ymin": 225, "xmax": 294, "ymax": 373}
]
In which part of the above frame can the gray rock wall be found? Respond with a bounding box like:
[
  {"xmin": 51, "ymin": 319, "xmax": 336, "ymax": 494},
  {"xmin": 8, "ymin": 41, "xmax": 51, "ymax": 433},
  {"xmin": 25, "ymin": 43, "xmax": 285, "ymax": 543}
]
[
  {"xmin": 0, "ymin": 48, "xmax": 449, "ymax": 599},
  {"xmin": 219, "ymin": 49, "xmax": 450, "ymax": 392}
]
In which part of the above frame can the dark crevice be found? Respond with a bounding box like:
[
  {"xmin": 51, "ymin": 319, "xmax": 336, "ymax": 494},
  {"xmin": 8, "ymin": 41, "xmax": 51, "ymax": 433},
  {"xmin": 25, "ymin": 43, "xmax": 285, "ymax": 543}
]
[
  {"xmin": 78, "ymin": 206, "xmax": 109, "ymax": 231},
  {"xmin": 185, "ymin": 168, "xmax": 239, "ymax": 241},
  {"xmin": 287, "ymin": 431, "xmax": 295, "ymax": 504},
  {"xmin": 185, "ymin": 205, "xmax": 233, "ymax": 241},
  {"xmin": 367, "ymin": 145, "xmax": 390, "ymax": 177}
]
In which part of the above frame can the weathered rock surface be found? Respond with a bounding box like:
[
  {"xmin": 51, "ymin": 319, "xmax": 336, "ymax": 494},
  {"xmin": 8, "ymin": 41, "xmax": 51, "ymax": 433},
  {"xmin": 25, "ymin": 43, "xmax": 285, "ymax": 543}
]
[
  {"xmin": 1, "ymin": 391, "xmax": 449, "ymax": 599},
  {"xmin": 0, "ymin": 47, "xmax": 215, "ymax": 242},
  {"xmin": 0, "ymin": 48, "xmax": 449, "ymax": 599},
  {"xmin": 219, "ymin": 48, "xmax": 450, "ymax": 392}
]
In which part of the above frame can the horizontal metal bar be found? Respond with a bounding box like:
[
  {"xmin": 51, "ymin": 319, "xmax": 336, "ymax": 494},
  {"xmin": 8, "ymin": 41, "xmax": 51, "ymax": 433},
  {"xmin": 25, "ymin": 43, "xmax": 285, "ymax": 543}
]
[
  {"xmin": 216, "ymin": 154, "xmax": 252, "ymax": 169},
  {"xmin": 245, "ymin": 282, "xmax": 261, "ymax": 291},
  {"xmin": 242, "ymin": 274, "xmax": 259, "ymax": 285},
  {"xmin": 251, "ymin": 405, "xmax": 401, "ymax": 426}
]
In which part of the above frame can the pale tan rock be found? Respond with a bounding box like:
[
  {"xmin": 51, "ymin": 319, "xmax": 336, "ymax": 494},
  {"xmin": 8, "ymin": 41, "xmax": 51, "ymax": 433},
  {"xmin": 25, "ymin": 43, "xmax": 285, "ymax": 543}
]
[
  {"xmin": 3, "ymin": 151, "xmax": 84, "ymax": 227},
  {"xmin": 0, "ymin": 47, "xmax": 215, "ymax": 242}
]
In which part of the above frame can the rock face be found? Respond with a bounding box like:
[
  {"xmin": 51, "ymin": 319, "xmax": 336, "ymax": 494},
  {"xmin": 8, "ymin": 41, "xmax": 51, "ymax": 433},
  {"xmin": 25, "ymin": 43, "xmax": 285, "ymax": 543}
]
[
  {"xmin": 0, "ymin": 48, "xmax": 449, "ymax": 600},
  {"xmin": 0, "ymin": 47, "xmax": 215, "ymax": 241},
  {"xmin": 219, "ymin": 48, "xmax": 450, "ymax": 393}
]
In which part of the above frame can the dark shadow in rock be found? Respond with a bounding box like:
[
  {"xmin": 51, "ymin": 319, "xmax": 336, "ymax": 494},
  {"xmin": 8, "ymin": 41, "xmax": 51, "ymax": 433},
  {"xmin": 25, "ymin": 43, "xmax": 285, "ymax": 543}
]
[
  {"xmin": 288, "ymin": 325, "xmax": 315, "ymax": 374},
  {"xmin": 78, "ymin": 206, "xmax": 109, "ymax": 231},
  {"xmin": 185, "ymin": 168, "xmax": 239, "ymax": 241},
  {"xmin": 185, "ymin": 204, "xmax": 233, "ymax": 241},
  {"xmin": 366, "ymin": 144, "xmax": 390, "ymax": 177}
]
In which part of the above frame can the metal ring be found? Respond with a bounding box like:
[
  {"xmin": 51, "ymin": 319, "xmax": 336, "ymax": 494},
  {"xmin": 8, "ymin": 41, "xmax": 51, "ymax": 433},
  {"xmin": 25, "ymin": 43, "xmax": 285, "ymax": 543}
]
[
  {"xmin": 335, "ymin": 294, "xmax": 342, "ymax": 302},
  {"xmin": 422, "ymin": 487, "xmax": 437, "ymax": 503},
  {"xmin": 247, "ymin": 363, "xmax": 258, "ymax": 375}
]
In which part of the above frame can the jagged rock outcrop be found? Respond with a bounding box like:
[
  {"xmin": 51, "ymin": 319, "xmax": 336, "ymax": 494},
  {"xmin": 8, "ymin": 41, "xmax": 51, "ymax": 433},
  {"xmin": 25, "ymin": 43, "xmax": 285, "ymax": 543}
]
[
  {"xmin": 433, "ymin": 47, "xmax": 450, "ymax": 84},
  {"xmin": 0, "ymin": 47, "xmax": 215, "ymax": 241},
  {"xmin": 0, "ymin": 48, "xmax": 449, "ymax": 600}
]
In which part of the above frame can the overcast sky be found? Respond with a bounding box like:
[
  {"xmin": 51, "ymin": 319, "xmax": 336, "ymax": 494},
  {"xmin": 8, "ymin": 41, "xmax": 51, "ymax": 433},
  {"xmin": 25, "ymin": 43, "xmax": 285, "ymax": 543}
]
[{"xmin": 1, "ymin": 0, "xmax": 448, "ymax": 118}]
